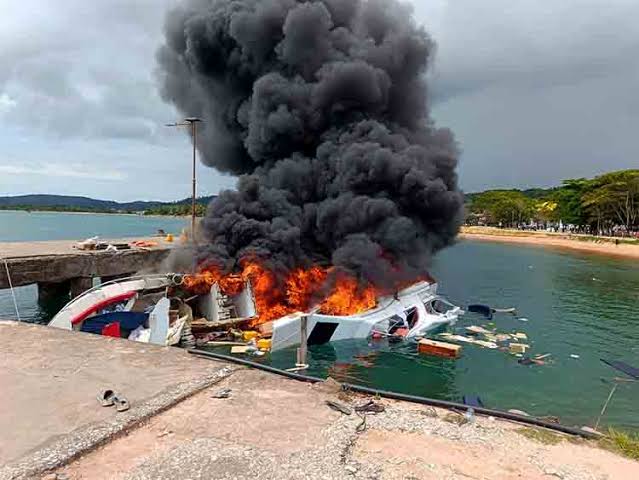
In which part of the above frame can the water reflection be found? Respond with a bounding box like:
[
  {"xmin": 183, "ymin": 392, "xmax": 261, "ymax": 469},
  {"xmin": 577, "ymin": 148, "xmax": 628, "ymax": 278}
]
[{"xmin": 270, "ymin": 338, "xmax": 459, "ymax": 400}]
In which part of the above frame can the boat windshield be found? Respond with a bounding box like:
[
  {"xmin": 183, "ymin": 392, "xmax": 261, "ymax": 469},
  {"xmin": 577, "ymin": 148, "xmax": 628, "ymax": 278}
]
[{"xmin": 425, "ymin": 298, "xmax": 456, "ymax": 314}]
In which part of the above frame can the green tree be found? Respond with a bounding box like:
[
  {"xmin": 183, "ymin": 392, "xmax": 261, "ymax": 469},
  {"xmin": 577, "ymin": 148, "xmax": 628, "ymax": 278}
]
[
  {"xmin": 551, "ymin": 178, "xmax": 592, "ymax": 226},
  {"xmin": 470, "ymin": 190, "xmax": 535, "ymax": 227},
  {"xmin": 583, "ymin": 170, "xmax": 639, "ymax": 233}
]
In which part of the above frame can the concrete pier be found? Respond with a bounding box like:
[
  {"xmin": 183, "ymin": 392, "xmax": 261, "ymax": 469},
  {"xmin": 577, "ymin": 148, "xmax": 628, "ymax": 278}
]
[
  {"xmin": 1, "ymin": 322, "xmax": 637, "ymax": 479},
  {"xmin": 0, "ymin": 321, "xmax": 232, "ymax": 477},
  {"xmin": 0, "ymin": 237, "xmax": 173, "ymax": 301}
]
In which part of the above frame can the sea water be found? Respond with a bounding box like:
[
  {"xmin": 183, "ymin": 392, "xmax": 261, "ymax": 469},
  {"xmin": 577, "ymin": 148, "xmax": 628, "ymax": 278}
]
[
  {"xmin": 1, "ymin": 211, "xmax": 638, "ymax": 429},
  {"xmin": 268, "ymin": 241, "xmax": 639, "ymax": 430}
]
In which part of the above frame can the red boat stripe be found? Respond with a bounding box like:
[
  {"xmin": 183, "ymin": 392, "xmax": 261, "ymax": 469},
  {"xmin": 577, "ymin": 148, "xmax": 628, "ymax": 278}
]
[{"xmin": 70, "ymin": 291, "xmax": 137, "ymax": 325}]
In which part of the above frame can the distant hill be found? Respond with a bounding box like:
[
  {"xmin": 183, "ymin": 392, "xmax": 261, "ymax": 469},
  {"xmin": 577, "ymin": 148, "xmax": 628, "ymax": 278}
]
[{"xmin": 0, "ymin": 194, "xmax": 217, "ymax": 213}]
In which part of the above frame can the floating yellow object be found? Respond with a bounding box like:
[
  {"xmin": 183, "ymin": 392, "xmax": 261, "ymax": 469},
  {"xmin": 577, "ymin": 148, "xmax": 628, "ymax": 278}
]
[
  {"xmin": 509, "ymin": 343, "xmax": 529, "ymax": 354},
  {"xmin": 166, "ymin": 233, "xmax": 174, "ymax": 242},
  {"xmin": 257, "ymin": 338, "xmax": 272, "ymax": 351},
  {"xmin": 242, "ymin": 330, "xmax": 259, "ymax": 342}
]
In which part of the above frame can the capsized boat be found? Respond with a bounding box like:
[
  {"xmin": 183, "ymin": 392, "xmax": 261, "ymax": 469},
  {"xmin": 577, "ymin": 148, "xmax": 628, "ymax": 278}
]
[{"xmin": 48, "ymin": 273, "xmax": 461, "ymax": 350}]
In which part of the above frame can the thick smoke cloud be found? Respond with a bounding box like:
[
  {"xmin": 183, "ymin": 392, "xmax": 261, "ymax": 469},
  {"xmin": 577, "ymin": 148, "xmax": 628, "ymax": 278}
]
[{"xmin": 157, "ymin": 0, "xmax": 463, "ymax": 287}]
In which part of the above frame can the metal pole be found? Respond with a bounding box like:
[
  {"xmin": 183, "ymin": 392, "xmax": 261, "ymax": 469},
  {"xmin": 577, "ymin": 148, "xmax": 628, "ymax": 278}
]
[
  {"xmin": 191, "ymin": 121, "xmax": 197, "ymax": 242},
  {"xmin": 296, "ymin": 314, "xmax": 308, "ymax": 367},
  {"xmin": 165, "ymin": 118, "xmax": 202, "ymax": 245}
]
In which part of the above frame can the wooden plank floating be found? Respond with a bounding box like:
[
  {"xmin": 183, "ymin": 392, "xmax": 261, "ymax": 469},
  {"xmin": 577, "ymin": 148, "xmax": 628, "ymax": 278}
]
[{"xmin": 418, "ymin": 339, "xmax": 462, "ymax": 359}]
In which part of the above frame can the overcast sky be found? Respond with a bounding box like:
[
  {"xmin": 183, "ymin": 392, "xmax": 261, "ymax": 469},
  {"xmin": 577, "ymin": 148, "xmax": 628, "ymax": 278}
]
[{"xmin": 1, "ymin": 0, "xmax": 638, "ymax": 201}]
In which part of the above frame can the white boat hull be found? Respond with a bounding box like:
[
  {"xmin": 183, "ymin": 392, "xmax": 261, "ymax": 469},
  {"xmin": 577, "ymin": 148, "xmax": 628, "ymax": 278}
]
[
  {"xmin": 270, "ymin": 281, "xmax": 460, "ymax": 351},
  {"xmin": 49, "ymin": 275, "xmax": 174, "ymax": 330},
  {"xmin": 48, "ymin": 275, "xmax": 460, "ymax": 352}
]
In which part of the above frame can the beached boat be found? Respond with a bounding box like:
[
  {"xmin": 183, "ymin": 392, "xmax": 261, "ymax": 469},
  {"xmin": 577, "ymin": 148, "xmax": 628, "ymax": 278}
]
[{"xmin": 48, "ymin": 273, "xmax": 461, "ymax": 351}]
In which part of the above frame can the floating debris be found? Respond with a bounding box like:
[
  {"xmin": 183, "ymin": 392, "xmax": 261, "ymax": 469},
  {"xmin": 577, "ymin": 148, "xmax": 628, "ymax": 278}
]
[
  {"xmin": 418, "ymin": 339, "xmax": 462, "ymax": 358},
  {"xmin": 510, "ymin": 343, "xmax": 529, "ymax": 354},
  {"xmin": 466, "ymin": 325, "xmax": 492, "ymax": 335},
  {"xmin": 231, "ymin": 346, "xmax": 250, "ymax": 354}
]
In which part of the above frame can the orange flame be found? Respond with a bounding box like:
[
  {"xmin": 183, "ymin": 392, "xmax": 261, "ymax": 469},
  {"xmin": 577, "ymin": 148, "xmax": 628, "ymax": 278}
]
[{"xmin": 182, "ymin": 261, "xmax": 378, "ymax": 324}]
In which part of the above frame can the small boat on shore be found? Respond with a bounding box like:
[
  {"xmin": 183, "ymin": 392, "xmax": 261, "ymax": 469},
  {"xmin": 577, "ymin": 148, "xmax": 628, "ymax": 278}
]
[{"xmin": 48, "ymin": 273, "xmax": 461, "ymax": 351}]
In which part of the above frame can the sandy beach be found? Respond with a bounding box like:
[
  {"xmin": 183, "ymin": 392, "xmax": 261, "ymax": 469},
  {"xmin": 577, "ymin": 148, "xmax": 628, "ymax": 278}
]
[{"xmin": 460, "ymin": 227, "xmax": 639, "ymax": 260}]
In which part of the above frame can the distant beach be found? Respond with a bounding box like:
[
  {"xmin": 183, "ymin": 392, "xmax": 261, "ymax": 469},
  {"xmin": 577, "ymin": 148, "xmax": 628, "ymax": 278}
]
[{"xmin": 460, "ymin": 226, "xmax": 639, "ymax": 260}]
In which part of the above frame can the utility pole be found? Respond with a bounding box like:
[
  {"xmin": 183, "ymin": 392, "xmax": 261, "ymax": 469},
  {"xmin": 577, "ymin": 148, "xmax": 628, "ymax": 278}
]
[{"xmin": 166, "ymin": 117, "xmax": 202, "ymax": 242}]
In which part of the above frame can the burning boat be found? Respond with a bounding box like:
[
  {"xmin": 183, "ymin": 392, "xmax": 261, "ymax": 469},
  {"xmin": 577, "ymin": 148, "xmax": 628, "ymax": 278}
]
[{"xmin": 48, "ymin": 271, "xmax": 461, "ymax": 351}]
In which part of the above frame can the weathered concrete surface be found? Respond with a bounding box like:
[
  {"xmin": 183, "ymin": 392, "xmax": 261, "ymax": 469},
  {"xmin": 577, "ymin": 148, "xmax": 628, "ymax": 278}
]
[
  {"xmin": 50, "ymin": 370, "xmax": 639, "ymax": 480},
  {"xmin": 0, "ymin": 237, "xmax": 173, "ymax": 289},
  {"xmin": 0, "ymin": 322, "xmax": 230, "ymax": 469},
  {"xmin": 1, "ymin": 321, "xmax": 638, "ymax": 479}
]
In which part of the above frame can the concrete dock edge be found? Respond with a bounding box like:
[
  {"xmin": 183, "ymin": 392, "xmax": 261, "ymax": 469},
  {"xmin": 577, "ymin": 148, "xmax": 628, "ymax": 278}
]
[{"xmin": 0, "ymin": 364, "xmax": 237, "ymax": 480}]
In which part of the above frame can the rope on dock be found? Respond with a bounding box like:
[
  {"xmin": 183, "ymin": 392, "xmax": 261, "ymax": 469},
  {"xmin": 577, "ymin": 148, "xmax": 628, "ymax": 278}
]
[{"xmin": 2, "ymin": 258, "xmax": 21, "ymax": 322}]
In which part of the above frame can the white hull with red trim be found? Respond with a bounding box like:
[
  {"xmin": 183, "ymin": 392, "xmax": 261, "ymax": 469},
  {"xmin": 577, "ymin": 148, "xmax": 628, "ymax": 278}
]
[{"xmin": 48, "ymin": 275, "xmax": 174, "ymax": 331}]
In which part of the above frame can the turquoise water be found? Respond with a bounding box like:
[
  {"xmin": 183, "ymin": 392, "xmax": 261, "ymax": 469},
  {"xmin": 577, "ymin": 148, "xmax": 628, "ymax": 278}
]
[
  {"xmin": 0, "ymin": 210, "xmax": 187, "ymax": 242},
  {"xmin": 1, "ymin": 211, "xmax": 638, "ymax": 429},
  {"xmin": 266, "ymin": 241, "xmax": 639, "ymax": 430},
  {"xmin": 0, "ymin": 210, "xmax": 187, "ymax": 322}
]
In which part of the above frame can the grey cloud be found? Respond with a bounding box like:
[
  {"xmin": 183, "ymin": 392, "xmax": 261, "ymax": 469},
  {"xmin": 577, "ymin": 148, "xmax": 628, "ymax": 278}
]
[
  {"xmin": 412, "ymin": 0, "xmax": 639, "ymax": 190},
  {"xmin": 1, "ymin": 0, "xmax": 637, "ymax": 201},
  {"xmin": 422, "ymin": 0, "xmax": 639, "ymax": 101},
  {"xmin": 0, "ymin": 0, "xmax": 178, "ymax": 142}
]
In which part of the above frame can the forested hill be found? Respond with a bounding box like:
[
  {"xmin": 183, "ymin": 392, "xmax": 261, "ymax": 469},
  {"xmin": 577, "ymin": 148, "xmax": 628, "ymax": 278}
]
[{"xmin": 0, "ymin": 194, "xmax": 216, "ymax": 214}]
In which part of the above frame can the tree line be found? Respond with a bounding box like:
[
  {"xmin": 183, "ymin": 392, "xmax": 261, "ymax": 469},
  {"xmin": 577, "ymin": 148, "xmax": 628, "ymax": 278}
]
[
  {"xmin": 143, "ymin": 203, "xmax": 207, "ymax": 217},
  {"xmin": 1, "ymin": 199, "xmax": 211, "ymax": 217},
  {"xmin": 0, "ymin": 204, "xmax": 123, "ymax": 214},
  {"xmin": 466, "ymin": 169, "xmax": 639, "ymax": 236}
]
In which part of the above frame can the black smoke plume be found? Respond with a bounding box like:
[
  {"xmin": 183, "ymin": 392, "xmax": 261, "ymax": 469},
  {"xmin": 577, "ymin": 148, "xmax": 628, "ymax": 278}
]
[{"xmin": 157, "ymin": 0, "xmax": 463, "ymax": 288}]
